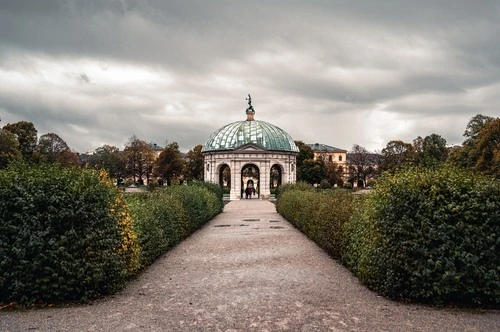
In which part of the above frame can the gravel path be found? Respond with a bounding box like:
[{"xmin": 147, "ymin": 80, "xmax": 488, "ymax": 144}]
[{"xmin": 1, "ymin": 200, "xmax": 499, "ymax": 331}]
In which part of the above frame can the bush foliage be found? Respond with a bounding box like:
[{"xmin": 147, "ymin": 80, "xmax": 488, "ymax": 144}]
[
  {"xmin": 278, "ymin": 166, "xmax": 499, "ymax": 306},
  {"xmin": 343, "ymin": 166, "xmax": 500, "ymax": 305},
  {"xmin": 275, "ymin": 181, "xmax": 313, "ymax": 200},
  {"xmin": 126, "ymin": 183, "xmax": 223, "ymax": 269},
  {"xmin": 0, "ymin": 164, "xmax": 139, "ymax": 305},
  {"xmin": 276, "ymin": 188, "xmax": 356, "ymax": 259},
  {"xmin": 0, "ymin": 164, "xmax": 223, "ymax": 306}
]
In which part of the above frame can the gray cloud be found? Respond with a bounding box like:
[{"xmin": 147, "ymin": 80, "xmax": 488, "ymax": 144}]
[{"xmin": 1, "ymin": 0, "xmax": 499, "ymax": 153}]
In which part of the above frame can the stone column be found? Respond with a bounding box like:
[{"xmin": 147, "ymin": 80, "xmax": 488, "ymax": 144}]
[
  {"xmin": 260, "ymin": 160, "xmax": 270, "ymax": 199},
  {"xmin": 230, "ymin": 159, "xmax": 241, "ymax": 200}
]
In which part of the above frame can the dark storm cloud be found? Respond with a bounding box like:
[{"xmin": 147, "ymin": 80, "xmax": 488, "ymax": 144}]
[{"xmin": 1, "ymin": 0, "xmax": 499, "ymax": 152}]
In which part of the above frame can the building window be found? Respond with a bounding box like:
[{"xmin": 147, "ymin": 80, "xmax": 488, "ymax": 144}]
[
  {"xmin": 339, "ymin": 155, "xmax": 343, "ymax": 161},
  {"xmin": 329, "ymin": 155, "xmax": 333, "ymax": 162}
]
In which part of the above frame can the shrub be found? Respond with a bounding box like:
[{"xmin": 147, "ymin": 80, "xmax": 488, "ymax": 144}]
[
  {"xmin": 126, "ymin": 191, "xmax": 190, "ymax": 268},
  {"xmin": 169, "ymin": 185, "xmax": 222, "ymax": 230},
  {"xmin": 191, "ymin": 180, "xmax": 224, "ymax": 212},
  {"xmin": 126, "ymin": 183, "xmax": 223, "ymax": 269},
  {"xmin": 343, "ymin": 182, "xmax": 353, "ymax": 189},
  {"xmin": 320, "ymin": 179, "xmax": 331, "ymax": 189},
  {"xmin": 275, "ymin": 181, "xmax": 313, "ymax": 200},
  {"xmin": 277, "ymin": 189, "xmax": 355, "ymax": 259},
  {"xmin": 342, "ymin": 166, "xmax": 500, "ymax": 306},
  {"xmin": 0, "ymin": 164, "xmax": 139, "ymax": 305}
]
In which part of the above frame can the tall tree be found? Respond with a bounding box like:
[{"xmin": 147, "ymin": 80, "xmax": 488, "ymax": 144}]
[
  {"xmin": 37, "ymin": 132, "xmax": 78, "ymax": 166},
  {"xmin": 420, "ymin": 133, "xmax": 448, "ymax": 167},
  {"xmin": 154, "ymin": 142, "xmax": 185, "ymax": 186},
  {"xmin": 123, "ymin": 136, "xmax": 155, "ymax": 184},
  {"xmin": 294, "ymin": 140, "xmax": 314, "ymax": 182},
  {"xmin": 0, "ymin": 128, "xmax": 22, "ymax": 168},
  {"xmin": 325, "ymin": 162, "xmax": 344, "ymax": 187},
  {"xmin": 300, "ymin": 159, "xmax": 327, "ymax": 185},
  {"xmin": 463, "ymin": 114, "xmax": 494, "ymax": 147},
  {"xmin": 448, "ymin": 114, "xmax": 498, "ymax": 171},
  {"xmin": 89, "ymin": 144, "xmax": 126, "ymax": 182},
  {"xmin": 2, "ymin": 121, "xmax": 37, "ymax": 160},
  {"xmin": 348, "ymin": 144, "xmax": 378, "ymax": 187},
  {"xmin": 471, "ymin": 118, "xmax": 500, "ymax": 177},
  {"xmin": 380, "ymin": 140, "xmax": 415, "ymax": 172},
  {"xmin": 185, "ymin": 144, "xmax": 204, "ymax": 182}
]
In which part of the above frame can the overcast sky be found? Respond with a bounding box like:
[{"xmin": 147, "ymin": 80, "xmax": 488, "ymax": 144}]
[{"xmin": 1, "ymin": 0, "xmax": 499, "ymax": 153}]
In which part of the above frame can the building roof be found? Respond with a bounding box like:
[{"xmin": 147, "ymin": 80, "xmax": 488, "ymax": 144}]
[
  {"xmin": 202, "ymin": 119, "xmax": 299, "ymax": 153},
  {"xmin": 308, "ymin": 143, "xmax": 347, "ymax": 153},
  {"xmin": 202, "ymin": 96, "xmax": 298, "ymax": 153}
]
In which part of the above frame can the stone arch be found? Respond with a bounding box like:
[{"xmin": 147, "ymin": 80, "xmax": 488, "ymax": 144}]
[
  {"xmin": 218, "ymin": 163, "xmax": 231, "ymax": 189},
  {"xmin": 270, "ymin": 163, "xmax": 283, "ymax": 189},
  {"xmin": 241, "ymin": 163, "xmax": 260, "ymax": 199}
]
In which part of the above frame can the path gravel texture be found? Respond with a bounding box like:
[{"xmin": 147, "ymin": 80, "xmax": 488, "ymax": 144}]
[{"xmin": 1, "ymin": 200, "xmax": 499, "ymax": 331}]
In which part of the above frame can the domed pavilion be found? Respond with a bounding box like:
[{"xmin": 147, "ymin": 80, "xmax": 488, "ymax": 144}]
[{"xmin": 202, "ymin": 95, "xmax": 299, "ymax": 200}]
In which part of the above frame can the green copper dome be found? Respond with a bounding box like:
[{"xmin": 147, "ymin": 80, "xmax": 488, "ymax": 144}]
[{"xmin": 202, "ymin": 119, "xmax": 299, "ymax": 153}]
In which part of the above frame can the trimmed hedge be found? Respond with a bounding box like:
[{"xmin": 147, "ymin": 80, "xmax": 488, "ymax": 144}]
[
  {"xmin": 0, "ymin": 164, "xmax": 223, "ymax": 306},
  {"xmin": 126, "ymin": 184, "xmax": 223, "ymax": 269},
  {"xmin": 342, "ymin": 166, "xmax": 500, "ymax": 306},
  {"xmin": 277, "ymin": 166, "xmax": 500, "ymax": 306},
  {"xmin": 0, "ymin": 164, "xmax": 139, "ymax": 305},
  {"xmin": 276, "ymin": 188, "xmax": 355, "ymax": 259},
  {"xmin": 275, "ymin": 181, "xmax": 313, "ymax": 200}
]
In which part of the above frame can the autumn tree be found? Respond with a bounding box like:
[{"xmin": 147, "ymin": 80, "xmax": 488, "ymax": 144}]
[
  {"xmin": 469, "ymin": 118, "xmax": 500, "ymax": 177},
  {"xmin": 447, "ymin": 114, "xmax": 498, "ymax": 177},
  {"xmin": 154, "ymin": 142, "xmax": 185, "ymax": 186},
  {"xmin": 0, "ymin": 128, "xmax": 22, "ymax": 168},
  {"xmin": 379, "ymin": 140, "xmax": 415, "ymax": 172},
  {"xmin": 325, "ymin": 162, "xmax": 344, "ymax": 187},
  {"xmin": 348, "ymin": 144, "xmax": 378, "ymax": 187},
  {"xmin": 123, "ymin": 136, "xmax": 155, "ymax": 184},
  {"xmin": 37, "ymin": 133, "xmax": 78, "ymax": 166},
  {"xmin": 463, "ymin": 114, "xmax": 494, "ymax": 147},
  {"xmin": 184, "ymin": 144, "xmax": 204, "ymax": 182},
  {"xmin": 89, "ymin": 144, "xmax": 126, "ymax": 182},
  {"xmin": 2, "ymin": 121, "xmax": 38, "ymax": 161}
]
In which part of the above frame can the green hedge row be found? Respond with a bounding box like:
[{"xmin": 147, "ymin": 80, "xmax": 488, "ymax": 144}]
[
  {"xmin": 277, "ymin": 166, "xmax": 500, "ymax": 306},
  {"xmin": 126, "ymin": 183, "xmax": 223, "ymax": 268},
  {"xmin": 343, "ymin": 167, "xmax": 499, "ymax": 306},
  {"xmin": 276, "ymin": 188, "xmax": 356, "ymax": 259},
  {"xmin": 0, "ymin": 165, "xmax": 223, "ymax": 305},
  {"xmin": 0, "ymin": 164, "xmax": 139, "ymax": 305}
]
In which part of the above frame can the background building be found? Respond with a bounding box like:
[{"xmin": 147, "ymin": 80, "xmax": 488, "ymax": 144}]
[
  {"xmin": 202, "ymin": 96, "xmax": 298, "ymax": 200},
  {"xmin": 308, "ymin": 143, "xmax": 348, "ymax": 184}
]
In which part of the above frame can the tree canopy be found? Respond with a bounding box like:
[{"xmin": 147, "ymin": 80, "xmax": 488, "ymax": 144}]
[
  {"xmin": 89, "ymin": 144, "xmax": 126, "ymax": 181},
  {"xmin": 380, "ymin": 140, "xmax": 415, "ymax": 173},
  {"xmin": 0, "ymin": 129, "xmax": 22, "ymax": 168},
  {"xmin": 37, "ymin": 132, "xmax": 78, "ymax": 166},
  {"xmin": 123, "ymin": 136, "xmax": 155, "ymax": 184},
  {"xmin": 2, "ymin": 121, "xmax": 38, "ymax": 160},
  {"xmin": 184, "ymin": 144, "xmax": 204, "ymax": 182},
  {"xmin": 154, "ymin": 142, "xmax": 185, "ymax": 186}
]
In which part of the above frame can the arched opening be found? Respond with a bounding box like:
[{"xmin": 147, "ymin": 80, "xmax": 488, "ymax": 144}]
[
  {"xmin": 270, "ymin": 164, "xmax": 282, "ymax": 192},
  {"xmin": 241, "ymin": 164, "xmax": 260, "ymax": 199},
  {"xmin": 219, "ymin": 164, "xmax": 231, "ymax": 196}
]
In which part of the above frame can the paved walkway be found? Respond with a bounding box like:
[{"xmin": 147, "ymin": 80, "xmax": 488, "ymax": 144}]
[{"xmin": 1, "ymin": 200, "xmax": 499, "ymax": 331}]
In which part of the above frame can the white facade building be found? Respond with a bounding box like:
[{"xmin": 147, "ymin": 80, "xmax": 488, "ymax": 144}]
[{"xmin": 202, "ymin": 96, "xmax": 298, "ymax": 200}]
